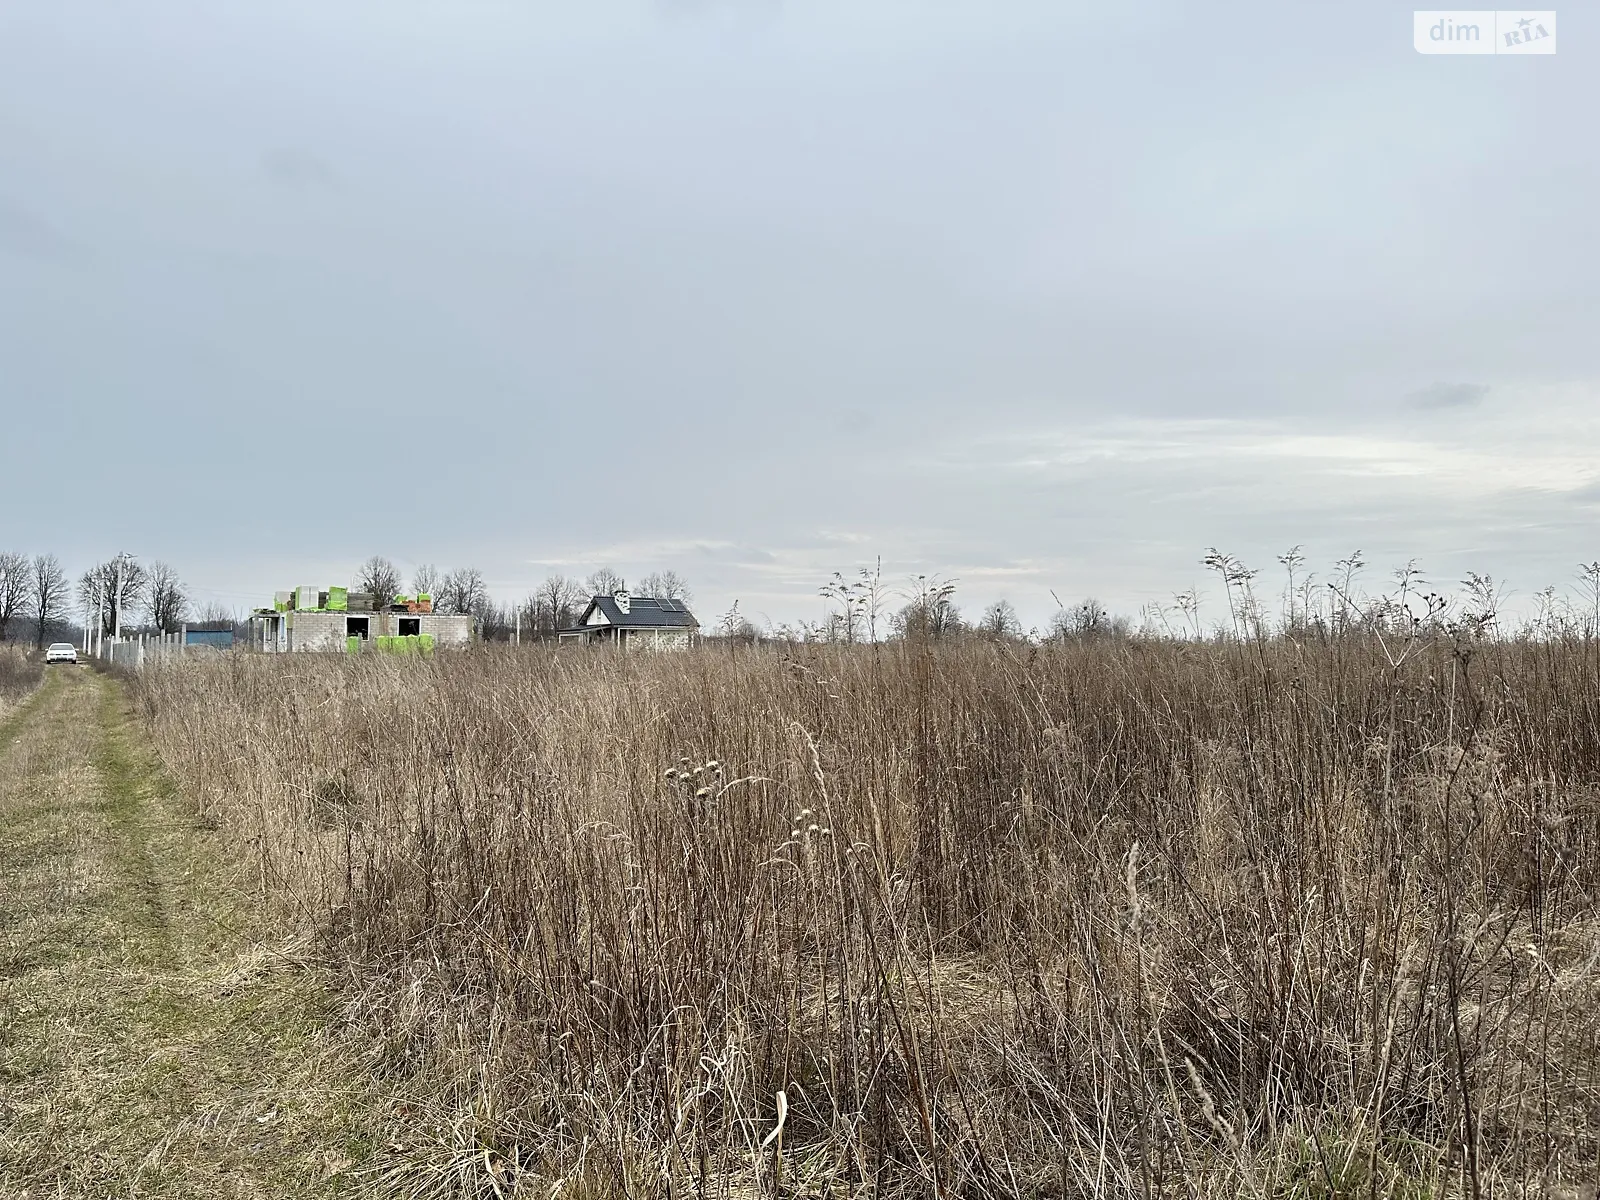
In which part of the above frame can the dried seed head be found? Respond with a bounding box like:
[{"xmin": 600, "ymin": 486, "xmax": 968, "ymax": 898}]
[{"xmin": 695, "ymin": 787, "xmax": 711, "ymax": 798}]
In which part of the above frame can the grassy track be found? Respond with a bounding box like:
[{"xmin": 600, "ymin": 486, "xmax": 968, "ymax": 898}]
[{"xmin": 0, "ymin": 666, "xmax": 378, "ymax": 1198}]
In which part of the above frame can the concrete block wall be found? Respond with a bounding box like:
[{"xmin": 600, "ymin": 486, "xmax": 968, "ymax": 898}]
[
  {"xmin": 416, "ymin": 614, "xmax": 472, "ymax": 646},
  {"xmin": 271, "ymin": 609, "xmax": 475, "ymax": 652},
  {"xmin": 287, "ymin": 610, "xmax": 348, "ymax": 652}
]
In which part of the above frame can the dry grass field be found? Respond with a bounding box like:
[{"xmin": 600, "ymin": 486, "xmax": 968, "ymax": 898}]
[{"xmin": 130, "ymin": 634, "xmax": 1600, "ymax": 1198}]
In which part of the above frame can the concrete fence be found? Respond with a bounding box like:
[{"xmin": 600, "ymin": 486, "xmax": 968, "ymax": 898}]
[{"xmin": 97, "ymin": 627, "xmax": 229, "ymax": 671}]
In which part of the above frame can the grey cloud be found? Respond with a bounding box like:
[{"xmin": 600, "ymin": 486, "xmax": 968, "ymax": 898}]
[
  {"xmin": 263, "ymin": 148, "xmax": 338, "ymax": 189},
  {"xmin": 656, "ymin": 0, "xmax": 782, "ymax": 21},
  {"xmin": 1408, "ymin": 382, "xmax": 1490, "ymax": 410},
  {"xmin": 688, "ymin": 543, "xmax": 778, "ymax": 565},
  {"xmin": 0, "ymin": 197, "xmax": 80, "ymax": 263}
]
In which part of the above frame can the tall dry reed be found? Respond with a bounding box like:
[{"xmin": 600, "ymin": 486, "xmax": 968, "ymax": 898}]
[{"xmin": 134, "ymin": 635, "xmax": 1600, "ymax": 1197}]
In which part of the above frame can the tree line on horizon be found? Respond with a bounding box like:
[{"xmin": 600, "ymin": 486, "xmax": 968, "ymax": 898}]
[
  {"xmin": 9, "ymin": 545, "xmax": 1600, "ymax": 650},
  {"xmin": 0, "ymin": 551, "xmax": 235, "ymax": 647},
  {"xmin": 353, "ymin": 556, "xmax": 693, "ymax": 642},
  {"xmin": 351, "ymin": 555, "xmax": 1064, "ymax": 646}
]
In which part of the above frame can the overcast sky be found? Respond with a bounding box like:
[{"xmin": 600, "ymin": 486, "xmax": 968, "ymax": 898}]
[{"xmin": 1, "ymin": 2, "xmax": 1594, "ymax": 631}]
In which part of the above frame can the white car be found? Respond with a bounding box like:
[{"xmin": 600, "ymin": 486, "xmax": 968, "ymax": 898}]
[{"xmin": 45, "ymin": 643, "xmax": 78, "ymax": 664}]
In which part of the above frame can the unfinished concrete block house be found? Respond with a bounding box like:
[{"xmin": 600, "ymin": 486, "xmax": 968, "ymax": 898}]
[
  {"xmin": 559, "ymin": 590, "xmax": 699, "ymax": 649},
  {"xmin": 249, "ymin": 585, "xmax": 473, "ymax": 653}
]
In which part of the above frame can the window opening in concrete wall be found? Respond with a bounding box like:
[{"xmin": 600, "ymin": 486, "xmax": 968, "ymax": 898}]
[
  {"xmin": 347, "ymin": 616, "xmax": 370, "ymax": 640},
  {"xmin": 398, "ymin": 617, "xmax": 421, "ymax": 637}
]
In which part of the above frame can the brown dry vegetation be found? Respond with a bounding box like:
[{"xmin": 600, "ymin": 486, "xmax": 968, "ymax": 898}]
[
  {"xmin": 132, "ymin": 634, "xmax": 1600, "ymax": 1198},
  {"xmin": 0, "ymin": 645, "xmax": 42, "ymax": 719}
]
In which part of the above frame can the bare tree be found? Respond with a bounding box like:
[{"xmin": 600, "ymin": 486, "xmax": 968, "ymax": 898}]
[
  {"xmin": 475, "ymin": 598, "xmax": 514, "ymax": 642},
  {"xmin": 79, "ymin": 554, "xmax": 147, "ymax": 638},
  {"xmin": 29, "ymin": 555, "xmax": 68, "ymax": 647},
  {"xmin": 0, "ymin": 551, "xmax": 28, "ymax": 642},
  {"xmin": 77, "ymin": 569, "xmax": 104, "ymax": 641},
  {"xmin": 980, "ymin": 599, "xmax": 1022, "ymax": 640},
  {"xmin": 145, "ymin": 561, "xmax": 189, "ymax": 633},
  {"xmin": 637, "ymin": 570, "xmax": 691, "ymax": 603},
  {"xmin": 413, "ymin": 563, "xmax": 441, "ymax": 600},
  {"xmin": 194, "ymin": 601, "xmax": 238, "ymax": 627},
  {"xmin": 437, "ymin": 567, "xmax": 488, "ymax": 616},
  {"xmin": 534, "ymin": 574, "xmax": 584, "ymax": 635},
  {"xmin": 1049, "ymin": 597, "xmax": 1129, "ymax": 642},
  {"xmin": 357, "ymin": 556, "xmax": 403, "ymax": 601},
  {"xmin": 585, "ymin": 568, "xmax": 626, "ymax": 597}
]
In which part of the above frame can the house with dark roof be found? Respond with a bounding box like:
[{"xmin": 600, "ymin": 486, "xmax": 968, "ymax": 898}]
[{"xmin": 558, "ymin": 590, "xmax": 699, "ymax": 650}]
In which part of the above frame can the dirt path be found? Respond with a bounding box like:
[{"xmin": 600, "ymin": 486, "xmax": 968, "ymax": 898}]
[{"xmin": 0, "ymin": 667, "xmax": 378, "ymax": 1198}]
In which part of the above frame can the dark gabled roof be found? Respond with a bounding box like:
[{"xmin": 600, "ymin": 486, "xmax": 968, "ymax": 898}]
[{"xmin": 574, "ymin": 594, "xmax": 700, "ymax": 630}]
